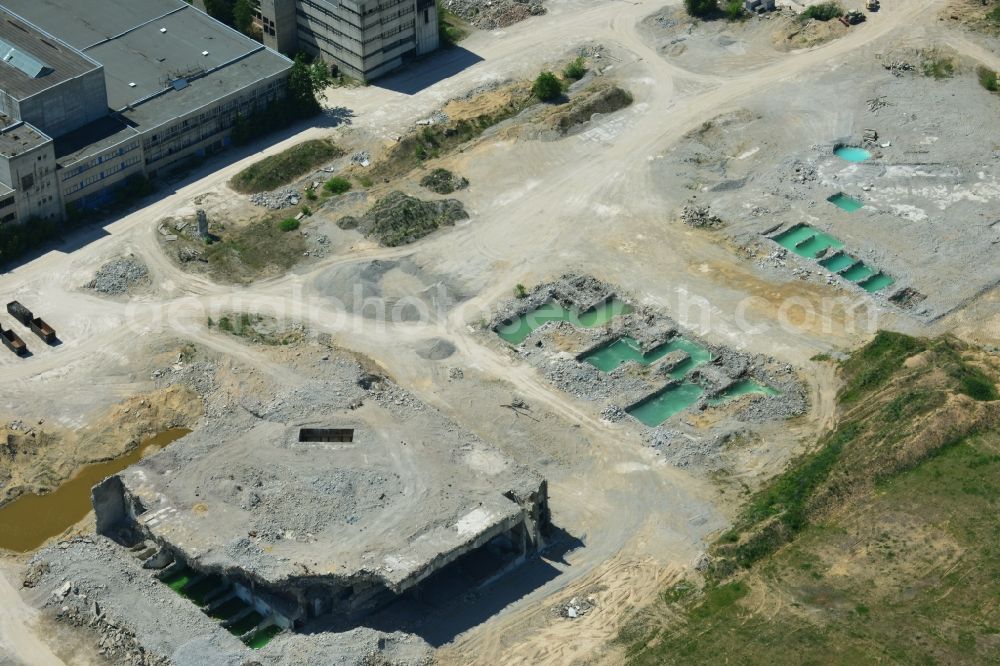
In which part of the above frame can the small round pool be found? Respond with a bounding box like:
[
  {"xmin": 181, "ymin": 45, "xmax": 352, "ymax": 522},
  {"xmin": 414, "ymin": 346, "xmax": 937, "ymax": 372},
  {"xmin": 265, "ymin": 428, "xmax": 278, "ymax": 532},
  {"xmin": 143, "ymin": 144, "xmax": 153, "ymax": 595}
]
[{"xmin": 834, "ymin": 146, "xmax": 871, "ymax": 163}]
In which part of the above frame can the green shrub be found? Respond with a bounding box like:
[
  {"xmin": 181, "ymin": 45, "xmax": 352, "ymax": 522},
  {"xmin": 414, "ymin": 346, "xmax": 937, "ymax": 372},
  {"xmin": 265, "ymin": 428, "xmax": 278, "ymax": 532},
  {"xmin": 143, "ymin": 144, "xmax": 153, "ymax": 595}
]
[
  {"xmin": 532, "ymin": 71, "xmax": 562, "ymax": 102},
  {"xmin": 324, "ymin": 176, "xmax": 352, "ymax": 195},
  {"xmin": 279, "ymin": 218, "xmax": 300, "ymax": 232},
  {"xmin": 724, "ymin": 0, "xmax": 744, "ymax": 20},
  {"xmin": 218, "ymin": 316, "xmax": 233, "ymax": 332},
  {"xmin": 563, "ymin": 57, "xmax": 587, "ymax": 81},
  {"xmin": 358, "ymin": 175, "xmax": 374, "ymax": 188},
  {"xmin": 514, "ymin": 283, "xmax": 528, "ymax": 299},
  {"xmin": 300, "ymin": 206, "xmax": 311, "ymax": 216},
  {"xmin": 684, "ymin": 0, "xmax": 718, "ymax": 17},
  {"xmin": 978, "ymin": 66, "xmax": 999, "ymax": 92},
  {"xmin": 305, "ymin": 186, "xmax": 318, "ymax": 201},
  {"xmin": 989, "ymin": 3, "xmax": 1000, "ymax": 24},
  {"xmin": 801, "ymin": 2, "xmax": 843, "ymax": 21}
]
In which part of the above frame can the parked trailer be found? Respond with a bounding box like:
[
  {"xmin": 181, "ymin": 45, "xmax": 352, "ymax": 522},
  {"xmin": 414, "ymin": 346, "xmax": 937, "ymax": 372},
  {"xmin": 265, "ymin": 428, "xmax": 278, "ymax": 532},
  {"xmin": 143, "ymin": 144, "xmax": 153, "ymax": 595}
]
[
  {"xmin": 0, "ymin": 325, "xmax": 26, "ymax": 356},
  {"xmin": 29, "ymin": 317, "xmax": 55, "ymax": 343},
  {"xmin": 6, "ymin": 301, "xmax": 32, "ymax": 326}
]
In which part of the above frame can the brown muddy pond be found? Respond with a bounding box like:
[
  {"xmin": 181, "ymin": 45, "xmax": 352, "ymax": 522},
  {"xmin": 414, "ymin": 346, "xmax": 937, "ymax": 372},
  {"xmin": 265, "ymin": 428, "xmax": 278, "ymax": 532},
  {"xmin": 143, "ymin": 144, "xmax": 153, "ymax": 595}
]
[{"xmin": 0, "ymin": 428, "xmax": 190, "ymax": 553}]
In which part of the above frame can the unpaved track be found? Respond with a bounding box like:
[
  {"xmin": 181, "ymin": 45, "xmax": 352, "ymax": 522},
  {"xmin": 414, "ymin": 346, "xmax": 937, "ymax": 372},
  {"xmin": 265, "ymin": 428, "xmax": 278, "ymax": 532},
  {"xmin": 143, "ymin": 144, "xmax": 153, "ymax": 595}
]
[{"xmin": 0, "ymin": 0, "xmax": 973, "ymax": 663}]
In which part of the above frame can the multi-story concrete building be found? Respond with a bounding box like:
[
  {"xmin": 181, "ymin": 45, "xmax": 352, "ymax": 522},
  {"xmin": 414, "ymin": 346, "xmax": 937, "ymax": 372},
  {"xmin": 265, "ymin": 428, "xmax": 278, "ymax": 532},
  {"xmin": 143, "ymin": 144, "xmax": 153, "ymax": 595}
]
[
  {"xmin": 0, "ymin": 0, "xmax": 292, "ymax": 225},
  {"xmin": 258, "ymin": 0, "xmax": 439, "ymax": 81}
]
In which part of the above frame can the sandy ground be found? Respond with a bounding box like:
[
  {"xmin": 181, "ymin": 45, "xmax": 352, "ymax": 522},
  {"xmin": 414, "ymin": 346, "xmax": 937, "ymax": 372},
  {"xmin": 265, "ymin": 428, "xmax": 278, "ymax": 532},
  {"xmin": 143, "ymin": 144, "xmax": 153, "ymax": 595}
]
[{"xmin": 2, "ymin": 0, "xmax": 999, "ymax": 663}]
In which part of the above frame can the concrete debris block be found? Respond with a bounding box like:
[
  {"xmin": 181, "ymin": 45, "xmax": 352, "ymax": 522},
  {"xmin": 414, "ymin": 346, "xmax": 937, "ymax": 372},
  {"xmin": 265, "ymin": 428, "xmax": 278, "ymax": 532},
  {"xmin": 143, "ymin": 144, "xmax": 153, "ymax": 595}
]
[
  {"xmin": 164, "ymin": 234, "xmax": 178, "ymax": 242},
  {"xmin": 85, "ymin": 256, "xmax": 150, "ymax": 295},
  {"xmin": 351, "ymin": 151, "xmax": 371, "ymax": 167},
  {"xmin": 556, "ymin": 595, "xmax": 595, "ymax": 619},
  {"xmin": 177, "ymin": 247, "xmax": 205, "ymax": 264},
  {"xmin": 681, "ymin": 204, "xmax": 724, "ymax": 228},
  {"xmin": 249, "ymin": 187, "xmax": 300, "ymax": 209}
]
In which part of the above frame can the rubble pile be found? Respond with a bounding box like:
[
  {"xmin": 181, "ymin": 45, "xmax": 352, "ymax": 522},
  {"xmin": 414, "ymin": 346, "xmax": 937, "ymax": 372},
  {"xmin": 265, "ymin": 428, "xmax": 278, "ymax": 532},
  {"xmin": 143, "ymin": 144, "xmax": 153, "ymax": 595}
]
[
  {"xmin": 85, "ymin": 255, "xmax": 150, "ymax": 295},
  {"xmin": 444, "ymin": 0, "xmax": 545, "ymax": 29},
  {"xmin": 882, "ymin": 60, "xmax": 914, "ymax": 76},
  {"xmin": 420, "ymin": 168, "xmax": 469, "ymax": 194},
  {"xmin": 250, "ymin": 187, "xmax": 300, "ymax": 209},
  {"xmin": 681, "ymin": 205, "xmax": 724, "ymax": 228},
  {"xmin": 338, "ymin": 191, "xmax": 469, "ymax": 246}
]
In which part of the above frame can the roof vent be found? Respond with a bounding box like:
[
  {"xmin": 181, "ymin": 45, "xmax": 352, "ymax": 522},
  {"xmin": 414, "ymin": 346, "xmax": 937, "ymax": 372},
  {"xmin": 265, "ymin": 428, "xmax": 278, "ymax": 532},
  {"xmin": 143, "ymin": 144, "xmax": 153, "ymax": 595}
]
[
  {"xmin": 128, "ymin": 82, "xmax": 136, "ymax": 87},
  {"xmin": 201, "ymin": 50, "xmax": 209, "ymax": 56},
  {"xmin": 160, "ymin": 27, "xmax": 167, "ymax": 33}
]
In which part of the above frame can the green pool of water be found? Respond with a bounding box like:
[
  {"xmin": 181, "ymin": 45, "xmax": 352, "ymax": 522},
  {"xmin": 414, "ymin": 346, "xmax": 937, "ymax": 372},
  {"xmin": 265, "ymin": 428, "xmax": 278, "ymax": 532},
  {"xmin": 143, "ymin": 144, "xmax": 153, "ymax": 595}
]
[
  {"xmin": 834, "ymin": 146, "xmax": 871, "ymax": 162},
  {"xmin": 859, "ymin": 272, "xmax": 895, "ymax": 292},
  {"xmin": 706, "ymin": 380, "xmax": 779, "ymax": 407},
  {"xmin": 228, "ymin": 611, "xmax": 264, "ymax": 636},
  {"xmin": 496, "ymin": 298, "xmax": 633, "ymax": 345},
  {"xmin": 819, "ymin": 252, "xmax": 857, "ymax": 272},
  {"xmin": 583, "ymin": 336, "xmax": 670, "ymax": 372},
  {"xmin": 245, "ymin": 625, "xmax": 283, "ymax": 649},
  {"xmin": 827, "ymin": 192, "xmax": 864, "ymax": 212},
  {"xmin": 773, "ymin": 225, "xmax": 844, "ymax": 259},
  {"xmin": 162, "ymin": 567, "xmax": 194, "ymax": 593},
  {"xmin": 627, "ymin": 383, "xmax": 704, "ymax": 427},
  {"xmin": 208, "ymin": 596, "xmax": 249, "ymax": 621},
  {"xmin": 662, "ymin": 338, "xmax": 712, "ymax": 379},
  {"xmin": 181, "ymin": 575, "xmax": 224, "ymax": 606},
  {"xmin": 841, "ymin": 262, "xmax": 875, "ymax": 282}
]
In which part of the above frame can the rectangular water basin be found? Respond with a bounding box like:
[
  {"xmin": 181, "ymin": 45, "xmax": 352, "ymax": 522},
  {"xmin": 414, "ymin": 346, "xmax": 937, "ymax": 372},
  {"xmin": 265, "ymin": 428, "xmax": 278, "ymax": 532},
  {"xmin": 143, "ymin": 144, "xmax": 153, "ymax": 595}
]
[
  {"xmin": 773, "ymin": 225, "xmax": 843, "ymax": 259},
  {"xmin": 827, "ymin": 192, "xmax": 864, "ymax": 212},
  {"xmin": 582, "ymin": 336, "xmax": 670, "ymax": 372},
  {"xmin": 859, "ymin": 272, "xmax": 895, "ymax": 292},
  {"xmin": 496, "ymin": 297, "xmax": 633, "ymax": 345},
  {"xmin": 834, "ymin": 146, "xmax": 871, "ymax": 163},
  {"xmin": 627, "ymin": 383, "xmax": 704, "ymax": 427},
  {"xmin": 818, "ymin": 252, "xmax": 857, "ymax": 273},
  {"xmin": 706, "ymin": 380, "xmax": 779, "ymax": 407},
  {"xmin": 841, "ymin": 261, "xmax": 875, "ymax": 282}
]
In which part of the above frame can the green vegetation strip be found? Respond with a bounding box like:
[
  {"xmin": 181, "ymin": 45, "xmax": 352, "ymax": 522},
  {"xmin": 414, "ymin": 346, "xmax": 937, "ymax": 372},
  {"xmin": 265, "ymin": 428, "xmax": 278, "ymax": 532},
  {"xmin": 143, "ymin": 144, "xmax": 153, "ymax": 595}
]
[{"xmin": 230, "ymin": 140, "xmax": 343, "ymax": 194}]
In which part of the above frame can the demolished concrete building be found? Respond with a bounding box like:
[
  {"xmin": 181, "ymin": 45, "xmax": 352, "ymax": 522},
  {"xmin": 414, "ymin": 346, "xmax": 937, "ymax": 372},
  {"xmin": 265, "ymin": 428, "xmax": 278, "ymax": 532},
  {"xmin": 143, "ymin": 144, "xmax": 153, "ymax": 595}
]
[{"xmin": 87, "ymin": 372, "xmax": 549, "ymax": 645}]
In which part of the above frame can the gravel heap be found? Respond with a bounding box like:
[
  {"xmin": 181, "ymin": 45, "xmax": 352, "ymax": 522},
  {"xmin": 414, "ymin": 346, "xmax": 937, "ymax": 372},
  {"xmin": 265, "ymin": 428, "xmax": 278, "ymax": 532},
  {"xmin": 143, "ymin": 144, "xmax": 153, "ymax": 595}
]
[
  {"xmin": 444, "ymin": 0, "xmax": 544, "ymax": 29},
  {"xmin": 85, "ymin": 255, "xmax": 150, "ymax": 295},
  {"xmin": 250, "ymin": 187, "xmax": 300, "ymax": 209},
  {"xmin": 419, "ymin": 168, "xmax": 469, "ymax": 195}
]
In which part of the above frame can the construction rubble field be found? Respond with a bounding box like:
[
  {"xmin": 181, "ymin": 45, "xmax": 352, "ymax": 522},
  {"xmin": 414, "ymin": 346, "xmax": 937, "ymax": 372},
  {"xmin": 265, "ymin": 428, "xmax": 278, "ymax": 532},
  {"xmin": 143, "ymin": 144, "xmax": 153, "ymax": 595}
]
[{"xmin": 2, "ymin": 0, "xmax": 1000, "ymax": 664}]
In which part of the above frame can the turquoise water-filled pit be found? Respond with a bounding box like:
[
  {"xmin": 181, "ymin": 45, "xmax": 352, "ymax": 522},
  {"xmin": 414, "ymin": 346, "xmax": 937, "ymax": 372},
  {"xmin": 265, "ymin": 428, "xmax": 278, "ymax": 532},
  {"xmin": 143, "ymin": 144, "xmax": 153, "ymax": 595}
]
[
  {"xmin": 583, "ymin": 336, "xmax": 671, "ymax": 372},
  {"xmin": 245, "ymin": 625, "xmax": 283, "ymax": 649},
  {"xmin": 706, "ymin": 380, "xmax": 779, "ymax": 407},
  {"xmin": 818, "ymin": 252, "xmax": 857, "ymax": 273},
  {"xmin": 859, "ymin": 272, "xmax": 895, "ymax": 292},
  {"xmin": 627, "ymin": 383, "xmax": 704, "ymax": 427},
  {"xmin": 773, "ymin": 225, "xmax": 844, "ymax": 259},
  {"xmin": 582, "ymin": 336, "xmax": 710, "ymax": 376},
  {"xmin": 840, "ymin": 261, "xmax": 875, "ymax": 282},
  {"xmin": 496, "ymin": 298, "xmax": 633, "ymax": 344},
  {"xmin": 827, "ymin": 192, "xmax": 864, "ymax": 212},
  {"xmin": 834, "ymin": 146, "xmax": 871, "ymax": 162}
]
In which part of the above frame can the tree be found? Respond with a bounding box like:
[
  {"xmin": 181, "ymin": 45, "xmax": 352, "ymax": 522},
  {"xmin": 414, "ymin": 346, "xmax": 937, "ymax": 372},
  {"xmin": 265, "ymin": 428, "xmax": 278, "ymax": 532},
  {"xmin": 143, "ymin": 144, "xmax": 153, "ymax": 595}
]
[
  {"xmin": 532, "ymin": 71, "xmax": 562, "ymax": 102},
  {"xmin": 288, "ymin": 55, "xmax": 321, "ymax": 117},
  {"xmin": 684, "ymin": 0, "xmax": 718, "ymax": 17},
  {"xmin": 563, "ymin": 57, "xmax": 587, "ymax": 81},
  {"xmin": 309, "ymin": 61, "xmax": 330, "ymax": 94},
  {"xmin": 234, "ymin": 0, "xmax": 259, "ymax": 35},
  {"xmin": 203, "ymin": 0, "xmax": 235, "ymax": 25}
]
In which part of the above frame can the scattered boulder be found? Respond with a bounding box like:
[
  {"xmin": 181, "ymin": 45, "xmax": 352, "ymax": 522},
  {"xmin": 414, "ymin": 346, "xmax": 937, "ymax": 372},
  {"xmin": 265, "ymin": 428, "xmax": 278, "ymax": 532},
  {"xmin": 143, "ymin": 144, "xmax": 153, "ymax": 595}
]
[
  {"xmin": 681, "ymin": 205, "xmax": 724, "ymax": 229},
  {"xmin": 420, "ymin": 168, "xmax": 469, "ymax": 195}
]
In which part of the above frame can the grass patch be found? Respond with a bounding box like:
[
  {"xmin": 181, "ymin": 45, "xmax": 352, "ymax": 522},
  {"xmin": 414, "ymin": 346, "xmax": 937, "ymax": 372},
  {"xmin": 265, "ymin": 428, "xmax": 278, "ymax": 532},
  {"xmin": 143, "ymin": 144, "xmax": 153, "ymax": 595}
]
[
  {"xmin": 921, "ymin": 52, "xmax": 955, "ymax": 79},
  {"xmin": 279, "ymin": 218, "xmax": 300, "ymax": 232},
  {"xmin": 838, "ymin": 331, "xmax": 926, "ymax": 403},
  {"xmin": 216, "ymin": 312, "xmax": 304, "ymax": 345},
  {"xmin": 438, "ymin": 0, "xmax": 471, "ymax": 45},
  {"xmin": 801, "ymin": 1, "xmax": 842, "ymax": 21},
  {"xmin": 201, "ymin": 217, "xmax": 307, "ymax": 283},
  {"xmin": 230, "ymin": 140, "xmax": 343, "ymax": 193},
  {"xmin": 978, "ymin": 65, "xmax": 1000, "ymax": 92}
]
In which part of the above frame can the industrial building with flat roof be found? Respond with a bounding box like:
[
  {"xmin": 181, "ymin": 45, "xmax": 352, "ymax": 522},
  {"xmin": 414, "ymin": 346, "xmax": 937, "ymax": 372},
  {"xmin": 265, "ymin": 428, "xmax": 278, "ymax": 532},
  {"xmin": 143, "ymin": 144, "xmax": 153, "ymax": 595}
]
[
  {"xmin": 258, "ymin": 0, "xmax": 439, "ymax": 81},
  {"xmin": 0, "ymin": 0, "xmax": 292, "ymax": 226}
]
